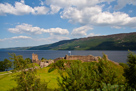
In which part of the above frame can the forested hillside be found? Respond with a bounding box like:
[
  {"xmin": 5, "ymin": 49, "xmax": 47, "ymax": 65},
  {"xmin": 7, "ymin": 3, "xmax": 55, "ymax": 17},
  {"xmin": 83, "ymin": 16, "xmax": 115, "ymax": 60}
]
[
  {"xmin": 28, "ymin": 32, "xmax": 136, "ymax": 50},
  {"xmin": 1, "ymin": 32, "xmax": 136, "ymax": 50}
]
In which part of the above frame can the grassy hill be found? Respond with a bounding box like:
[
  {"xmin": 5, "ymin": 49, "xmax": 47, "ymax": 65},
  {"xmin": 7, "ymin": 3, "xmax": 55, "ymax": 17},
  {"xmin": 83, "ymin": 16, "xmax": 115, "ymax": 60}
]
[
  {"xmin": 0, "ymin": 67, "xmax": 60, "ymax": 91},
  {"xmin": 28, "ymin": 32, "xmax": 136, "ymax": 50},
  {"xmin": 1, "ymin": 32, "xmax": 136, "ymax": 50}
]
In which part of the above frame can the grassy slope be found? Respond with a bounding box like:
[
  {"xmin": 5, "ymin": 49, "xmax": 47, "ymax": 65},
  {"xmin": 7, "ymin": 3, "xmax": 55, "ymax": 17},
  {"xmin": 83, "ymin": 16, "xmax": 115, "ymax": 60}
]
[
  {"xmin": 28, "ymin": 32, "xmax": 136, "ymax": 50},
  {"xmin": 1, "ymin": 32, "xmax": 136, "ymax": 50},
  {"xmin": 37, "ymin": 67, "xmax": 60, "ymax": 89},
  {"xmin": 54, "ymin": 33, "xmax": 136, "ymax": 50},
  {"xmin": 0, "ymin": 73, "xmax": 17, "ymax": 91},
  {"xmin": 0, "ymin": 61, "xmax": 125, "ymax": 91},
  {"xmin": 0, "ymin": 67, "xmax": 60, "ymax": 91}
]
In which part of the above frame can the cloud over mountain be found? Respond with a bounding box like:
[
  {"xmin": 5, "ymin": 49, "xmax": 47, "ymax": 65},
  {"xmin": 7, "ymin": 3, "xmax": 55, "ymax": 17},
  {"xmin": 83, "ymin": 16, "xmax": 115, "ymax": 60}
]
[
  {"xmin": 8, "ymin": 23, "xmax": 69, "ymax": 35},
  {"xmin": 0, "ymin": 36, "xmax": 32, "ymax": 41},
  {"xmin": 71, "ymin": 26, "xmax": 93, "ymax": 37}
]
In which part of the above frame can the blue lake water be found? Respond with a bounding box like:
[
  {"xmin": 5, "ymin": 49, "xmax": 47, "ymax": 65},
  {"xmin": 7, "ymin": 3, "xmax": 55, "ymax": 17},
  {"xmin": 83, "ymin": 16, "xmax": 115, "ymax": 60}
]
[{"xmin": 0, "ymin": 50, "xmax": 136, "ymax": 63}]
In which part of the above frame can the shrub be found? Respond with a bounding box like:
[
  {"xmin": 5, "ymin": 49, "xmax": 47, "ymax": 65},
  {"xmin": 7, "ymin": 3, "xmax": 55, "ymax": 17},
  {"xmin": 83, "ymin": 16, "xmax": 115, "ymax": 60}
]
[
  {"xmin": 119, "ymin": 63, "xmax": 128, "ymax": 70},
  {"xmin": 57, "ymin": 54, "xmax": 126, "ymax": 91},
  {"xmin": 48, "ymin": 59, "xmax": 81, "ymax": 73},
  {"xmin": 90, "ymin": 83, "xmax": 125, "ymax": 91}
]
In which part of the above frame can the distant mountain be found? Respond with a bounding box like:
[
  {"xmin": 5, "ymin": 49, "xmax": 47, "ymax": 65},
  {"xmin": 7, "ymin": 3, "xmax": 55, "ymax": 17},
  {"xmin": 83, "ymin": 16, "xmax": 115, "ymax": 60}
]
[{"xmin": 1, "ymin": 32, "xmax": 136, "ymax": 50}]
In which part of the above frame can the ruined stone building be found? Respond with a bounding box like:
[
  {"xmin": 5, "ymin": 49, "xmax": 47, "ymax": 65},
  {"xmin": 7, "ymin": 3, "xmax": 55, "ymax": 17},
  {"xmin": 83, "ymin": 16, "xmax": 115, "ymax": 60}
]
[
  {"xmin": 32, "ymin": 53, "xmax": 54, "ymax": 68},
  {"xmin": 32, "ymin": 53, "xmax": 40, "ymax": 64},
  {"xmin": 54, "ymin": 55, "xmax": 99, "ymax": 62},
  {"xmin": 54, "ymin": 54, "xmax": 119, "ymax": 65},
  {"xmin": 32, "ymin": 53, "xmax": 119, "ymax": 68}
]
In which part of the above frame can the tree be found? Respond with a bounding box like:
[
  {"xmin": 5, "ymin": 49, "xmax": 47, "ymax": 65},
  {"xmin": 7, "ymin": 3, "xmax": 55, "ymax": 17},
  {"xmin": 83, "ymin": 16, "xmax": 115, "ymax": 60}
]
[
  {"xmin": 25, "ymin": 58, "xmax": 31, "ymax": 64},
  {"xmin": 0, "ymin": 61, "xmax": 4, "ymax": 71},
  {"xmin": 3, "ymin": 59, "xmax": 12, "ymax": 71},
  {"xmin": 0, "ymin": 59, "xmax": 12, "ymax": 71},
  {"xmin": 125, "ymin": 51, "xmax": 136, "ymax": 90},
  {"xmin": 9, "ymin": 53, "xmax": 48, "ymax": 91}
]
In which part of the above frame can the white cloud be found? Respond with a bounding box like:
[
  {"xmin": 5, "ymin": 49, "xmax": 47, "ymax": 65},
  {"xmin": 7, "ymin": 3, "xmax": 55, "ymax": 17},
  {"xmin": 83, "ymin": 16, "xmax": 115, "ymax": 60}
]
[
  {"xmin": 0, "ymin": 36, "xmax": 32, "ymax": 41},
  {"xmin": 45, "ymin": 0, "xmax": 115, "ymax": 14},
  {"xmin": 11, "ymin": 36, "xmax": 32, "ymax": 39},
  {"xmin": 0, "ymin": 1, "xmax": 49, "ymax": 15},
  {"xmin": 21, "ymin": 0, "xmax": 25, "ymax": 4},
  {"xmin": 111, "ymin": 26, "xmax": 121, "ymax": 29},
  {"xmin": 114, "ymin": 0, "xmax": 136, "ymax": 10},
  {"xmin": 39, "ymin": 0, "xmax": 44, "ymax": 5},
  {"xmin": 61, "ymin": 6, "xmax": 102, "ymax": 24},
  {"xmin": 46, "ymin": 0, "xmax": 115, "ymax": 9},
  {"xmin": 87, "ymin": 33, "xmax": 100, "ymax": 37},
  {"xmin": 46, "ymin": 28, "xmax": 69, "ymax": 35},
  {"xmin": 33, "ymin": 6, "xmax": 49, "ymax": 15},
  {"xmin": 61, "ymin": 6, "xmax": 136, "ymax": 28},
  {"xmin": 71, "ymin": 26, "xmax": 93, "ymax": 36},
  {"xmin": 8, "ymin": 23, "xmax": 42, "ymax": 34},
  {"xmin": 45, "ymin": 0, "xmax": 136, "ymax": 29},
  {"xmin": 49, "ymin": 5, "xmax": 61, "ymax": 14},
  {"xmin": 1, "ymin": 0, "xmax": 136, "ymax": 30},
  {"xmin": 8, "ymin": 23, "xmax": 69, "ymax": 35}
]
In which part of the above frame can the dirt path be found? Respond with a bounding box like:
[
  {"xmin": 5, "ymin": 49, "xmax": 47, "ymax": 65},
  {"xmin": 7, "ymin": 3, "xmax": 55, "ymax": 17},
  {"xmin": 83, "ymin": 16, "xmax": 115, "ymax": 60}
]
[{"xmin": 0, "ymin": 72, "xmax": 12, "ymax": 75}]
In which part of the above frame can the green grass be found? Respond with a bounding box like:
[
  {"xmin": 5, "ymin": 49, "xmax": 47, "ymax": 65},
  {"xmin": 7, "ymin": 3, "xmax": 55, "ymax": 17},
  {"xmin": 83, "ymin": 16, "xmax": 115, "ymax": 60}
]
[
  {"xmin": 0, "ymin": 67, "xmax": 60, "ymax": 91},
  {"xmin": 36, "ymin": 67, "xmax": 60, "ymax": 89},
  {"xmin": 0, "ymin": 73, "xmax": 17, "ymax": 91},
  {"xmin": 0, "ymin": 71, "xmax": 11, "ymax": 74}
]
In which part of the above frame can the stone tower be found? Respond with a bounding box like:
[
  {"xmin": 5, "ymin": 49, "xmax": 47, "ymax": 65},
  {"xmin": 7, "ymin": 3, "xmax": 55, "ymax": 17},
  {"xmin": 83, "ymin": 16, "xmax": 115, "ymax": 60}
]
[{"xmin": 32, "ymin": 53, "xmax": 39, "ymax": 64}]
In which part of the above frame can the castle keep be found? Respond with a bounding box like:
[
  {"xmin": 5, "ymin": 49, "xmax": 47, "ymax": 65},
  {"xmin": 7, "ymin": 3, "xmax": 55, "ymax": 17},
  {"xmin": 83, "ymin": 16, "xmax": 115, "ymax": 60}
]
[
  {"xmin": 32, "ymin": 53, "xmax": 40, "ymax": 64},
  {"xmin": 32, "ymin": 53, "xmax": 54, "ymax": 68}
]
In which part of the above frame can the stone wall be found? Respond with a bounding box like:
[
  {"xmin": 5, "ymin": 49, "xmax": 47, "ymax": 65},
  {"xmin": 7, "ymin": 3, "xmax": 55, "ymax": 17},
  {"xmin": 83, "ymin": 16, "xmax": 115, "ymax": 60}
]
[
  {"xmin": 65, "ymin": 55, "xmax": 98, "ymax": 62},
  {"xmin": 40, "ymin": 60, "xmax": 54, "ymax": 68},
  {"xmin": 54, "ymin": 57, "xmax": 64, "ymax": 63},
  {"xmin": 54, "ymin": 55, "xmax": 99, "ymax": 62},
  {"xmin": 54, "ymin": 55, "xmax": 119, "ymax": 65}
]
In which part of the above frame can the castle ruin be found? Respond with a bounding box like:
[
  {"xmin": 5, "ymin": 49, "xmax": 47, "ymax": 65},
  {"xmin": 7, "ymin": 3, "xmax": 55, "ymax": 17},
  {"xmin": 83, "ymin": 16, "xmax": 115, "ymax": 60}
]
[
  {"xmin": 32, "ymin": 53, "xmax": 40, "ymax": 64},
  {"xmin": 54, "ymin": 54, "xmax": 119, "ymax": 65},
  {"xmin": 32, "ymin": 53, "xmax": 54, "ymax": 68},
  {"xmin": 54, "ymin": 55, "xmax": 99, "ymax": 62},
  {"xmin": 32, "ymin": 53, "xmax": 119, "ymax": 68}
]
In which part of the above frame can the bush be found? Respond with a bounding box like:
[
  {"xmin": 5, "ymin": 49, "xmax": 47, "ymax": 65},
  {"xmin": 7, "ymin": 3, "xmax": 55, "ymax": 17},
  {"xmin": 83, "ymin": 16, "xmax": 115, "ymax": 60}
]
[
  {"xmin": 119, "ymin": 63, "xmax": 128, "ymax": 70},
  {"xmin": 48, "ymin": 59, "xmax": 81, "ymax": 73},
  {"xmin": 57, "ymin": 54, "xmax": 126, "ymax": 91},
  {"xmin": 90, "ymin": 83, "xmax": 125, "ymax": 91}
]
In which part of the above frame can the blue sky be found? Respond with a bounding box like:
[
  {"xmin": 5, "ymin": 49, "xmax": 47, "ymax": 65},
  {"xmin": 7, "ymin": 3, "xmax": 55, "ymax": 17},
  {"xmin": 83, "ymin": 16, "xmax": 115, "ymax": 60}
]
[{"xmin": 0, "ymin": 0, "xmax": 136, "ymax": 48}]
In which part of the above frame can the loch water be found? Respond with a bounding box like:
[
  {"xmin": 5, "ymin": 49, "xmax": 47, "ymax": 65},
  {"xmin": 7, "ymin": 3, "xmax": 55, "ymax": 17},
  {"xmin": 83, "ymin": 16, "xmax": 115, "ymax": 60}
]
[{"xmin": 0, "ymin": 50, "xmax": 136, "ymax": 63}]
